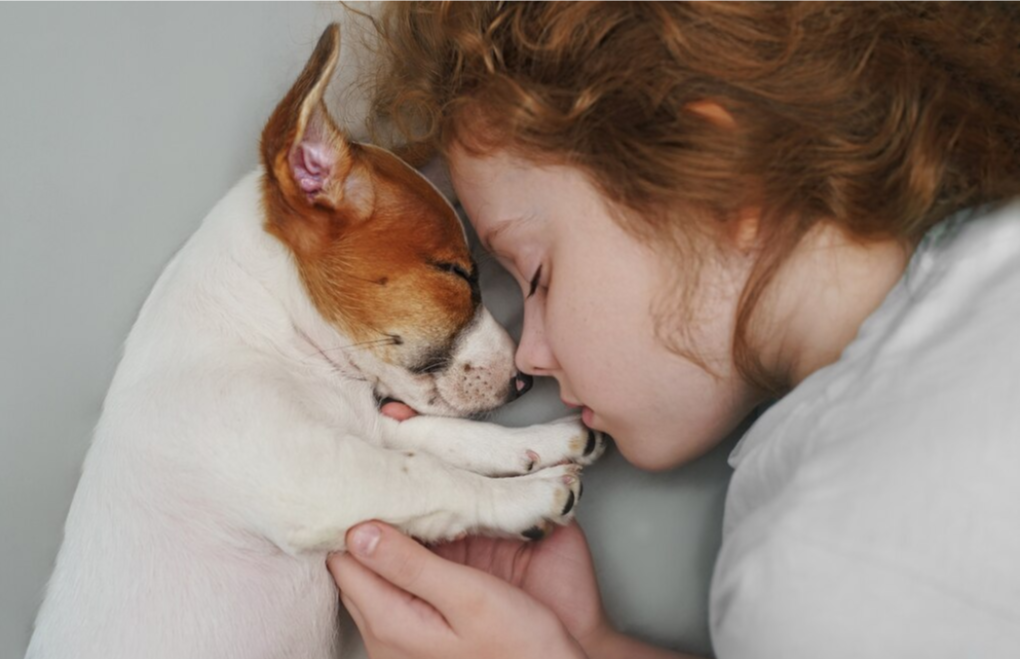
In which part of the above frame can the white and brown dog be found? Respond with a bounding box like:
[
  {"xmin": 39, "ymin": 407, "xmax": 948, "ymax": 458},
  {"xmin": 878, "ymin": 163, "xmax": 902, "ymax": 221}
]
[{"xmin": 27, "ymin": 25, "xmax": 604, "ymax": 659}]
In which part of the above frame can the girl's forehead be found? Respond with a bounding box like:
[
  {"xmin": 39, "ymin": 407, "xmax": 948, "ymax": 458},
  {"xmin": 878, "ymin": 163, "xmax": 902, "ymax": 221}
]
[
  {"xmin": 449, "ymin": 147, "xmax": 606, "ymax": 248},
  {"xmin": 448, "ymin": 147, "xmax": 519, "ymax": 187},
  {"xmin": 449, "ymin": 152, "xmax": 532, "ymax": 219}
]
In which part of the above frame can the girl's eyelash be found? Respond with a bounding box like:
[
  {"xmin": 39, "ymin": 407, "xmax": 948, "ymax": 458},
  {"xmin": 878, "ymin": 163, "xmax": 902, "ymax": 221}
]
[{"xmin": 527, "ymin": 266, "xmax": 542, "ymax": 299}]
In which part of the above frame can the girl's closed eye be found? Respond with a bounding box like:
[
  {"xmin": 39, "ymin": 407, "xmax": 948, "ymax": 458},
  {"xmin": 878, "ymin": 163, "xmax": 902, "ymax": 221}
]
[{"xmin": 527, "ymin": 265, "xmax": 543, "ymax": 299}]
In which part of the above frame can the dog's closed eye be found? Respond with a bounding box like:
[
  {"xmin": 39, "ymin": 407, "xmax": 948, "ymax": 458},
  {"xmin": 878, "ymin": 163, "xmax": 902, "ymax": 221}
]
[{"xmin": 431, "ymin": 261, "xmax": 476, "ymax": 284}]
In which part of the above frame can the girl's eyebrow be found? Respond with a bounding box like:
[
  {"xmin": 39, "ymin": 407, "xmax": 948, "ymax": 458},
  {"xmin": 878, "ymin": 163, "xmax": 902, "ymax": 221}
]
[
  {"xmin": 480, "ymin": 221, "xmax": 512, "ymax": 253},
  {"xmin": 480, "ymin": 213, "xmax": 537, "ymax": 254}
]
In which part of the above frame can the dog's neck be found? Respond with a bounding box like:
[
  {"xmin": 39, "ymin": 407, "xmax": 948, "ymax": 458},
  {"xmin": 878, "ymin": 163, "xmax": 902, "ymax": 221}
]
[{"xmin": 195, "ymin": 169, "xmax": 366, "ymax": 381}]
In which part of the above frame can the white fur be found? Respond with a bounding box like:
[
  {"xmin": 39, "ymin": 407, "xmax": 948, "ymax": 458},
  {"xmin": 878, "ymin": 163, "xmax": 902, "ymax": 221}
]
[{"xmin": 27, "ymin": 169, "xmax": 603, "ymax": 659}]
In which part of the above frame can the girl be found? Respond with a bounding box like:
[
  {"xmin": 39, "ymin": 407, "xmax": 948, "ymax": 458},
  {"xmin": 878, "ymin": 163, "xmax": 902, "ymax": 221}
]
[{"xmin": 329, "ymin": 3, "xmax": 1020, "ymax": 657}]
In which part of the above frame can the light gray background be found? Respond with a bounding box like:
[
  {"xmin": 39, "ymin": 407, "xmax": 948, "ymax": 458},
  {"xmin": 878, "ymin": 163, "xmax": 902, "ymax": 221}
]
[{"xmin": 0, "ymin": 4, "xmax": 738, "ymax": 658}]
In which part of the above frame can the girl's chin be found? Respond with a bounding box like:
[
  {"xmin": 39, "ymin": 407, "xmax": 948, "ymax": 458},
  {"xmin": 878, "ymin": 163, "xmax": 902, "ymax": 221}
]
[{"xmin": 610, "ymin": 430, "xmax": 696, "ymax": 473}]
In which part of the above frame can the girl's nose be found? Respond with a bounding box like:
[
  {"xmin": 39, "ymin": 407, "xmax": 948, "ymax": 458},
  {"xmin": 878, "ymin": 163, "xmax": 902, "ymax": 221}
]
[{"xmin": 515, "ymin": 304, "xmax": 558, "ymax": 375}]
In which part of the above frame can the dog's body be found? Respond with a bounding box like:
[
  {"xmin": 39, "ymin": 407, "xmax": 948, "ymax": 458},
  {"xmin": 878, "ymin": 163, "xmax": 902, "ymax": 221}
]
[{"xmin": 27, "ymin": 27, "xmax": 602, "ymax": 659}]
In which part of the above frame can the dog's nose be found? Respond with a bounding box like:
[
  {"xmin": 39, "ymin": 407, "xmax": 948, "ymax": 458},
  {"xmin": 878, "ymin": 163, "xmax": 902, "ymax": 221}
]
[{"xmin": 510, "ymin": 372, "xmax": 534, "ymax": 400}]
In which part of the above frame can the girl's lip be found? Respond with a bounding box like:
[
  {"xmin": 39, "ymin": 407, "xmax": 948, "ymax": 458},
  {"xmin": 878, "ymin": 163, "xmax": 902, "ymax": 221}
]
[
  {"xmin": 581, "ymin": 406, "xmax": 594, "ymax": 427},
  {"xmin": 562, "ymin": 399, "xmax": 582, "ymax": 409}
]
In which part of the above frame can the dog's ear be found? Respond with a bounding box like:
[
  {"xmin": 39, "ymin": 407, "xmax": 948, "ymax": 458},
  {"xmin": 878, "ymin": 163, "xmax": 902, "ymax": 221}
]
[{"xmin": 260, "ymin": 24, "xmax": 374, "ymax": 221}]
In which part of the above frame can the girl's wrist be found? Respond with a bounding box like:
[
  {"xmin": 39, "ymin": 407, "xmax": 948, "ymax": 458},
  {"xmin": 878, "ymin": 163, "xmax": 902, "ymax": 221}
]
[{"xmin": 575, "ymin": 618, "xmax": 621, "ymax": 659}]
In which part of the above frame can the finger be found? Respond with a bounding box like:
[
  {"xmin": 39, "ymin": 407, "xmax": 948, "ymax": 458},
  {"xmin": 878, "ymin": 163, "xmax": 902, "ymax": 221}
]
[
  {"xmin": 430, "ymin": 534, "xmax": 514, "ymax": 570},
  {"xmin": 345, "ymin": 522, "xmax": 494, "ymax": 615},
  {"xmin": 430, "ymin": 536, "xmax": 470, "ymax": 563},
  {"xmin": 380, "ymin": 400, "xmax": 418, "ymax": 421},
  {"xmin": 329, "ymin": 551, "xmax": 449, "ymax": 641},
  {"xmin": 339, "ymin": 591, "xmax": 368, "ymax": 634}
]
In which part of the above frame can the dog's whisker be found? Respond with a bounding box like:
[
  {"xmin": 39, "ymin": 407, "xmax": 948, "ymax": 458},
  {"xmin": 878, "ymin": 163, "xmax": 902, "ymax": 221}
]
[
  {"xmin": 415, "ymin": 357, "xmax": 451, "ymax": 374},
  {"xmin": 317, "ymin": 337, "xmax": 401, "ymax": 353}
]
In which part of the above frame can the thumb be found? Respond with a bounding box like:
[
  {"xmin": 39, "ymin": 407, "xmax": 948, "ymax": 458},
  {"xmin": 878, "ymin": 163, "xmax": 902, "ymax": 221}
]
[{"xmin": 345, "ymin": 522, "xmax": 475, "ymax": 614}]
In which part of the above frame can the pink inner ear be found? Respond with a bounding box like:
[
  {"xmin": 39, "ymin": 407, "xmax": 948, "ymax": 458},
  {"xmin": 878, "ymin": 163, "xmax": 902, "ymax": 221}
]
[{"xmin": 289, "ymin": 141, "xmax": 335, "ymax": 195}]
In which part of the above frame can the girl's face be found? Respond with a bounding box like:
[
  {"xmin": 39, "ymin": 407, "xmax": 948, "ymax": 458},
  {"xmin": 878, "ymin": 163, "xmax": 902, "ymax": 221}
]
[{"xmin": 449, "ymin": 148, "xmax": 762, "ymax": 470}]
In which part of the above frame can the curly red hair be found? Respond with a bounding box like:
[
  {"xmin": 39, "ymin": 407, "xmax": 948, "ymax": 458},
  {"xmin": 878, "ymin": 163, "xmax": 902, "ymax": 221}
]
[{"xmin": 359, "ymin": 1, "xmax": 1020, "ymax": 393}]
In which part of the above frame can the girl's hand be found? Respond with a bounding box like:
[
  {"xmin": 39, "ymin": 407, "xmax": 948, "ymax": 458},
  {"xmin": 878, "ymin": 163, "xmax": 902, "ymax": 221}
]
[
  {"xmin": 359, "ymin": 401, "xmax": 612, "ymax": 654},
  {"xmin": 364, "ymin": 402, "xmax": 697, "ymax": 659},
  {"xmin": 328, "ymin": 522, "xmax": 587, "ymax": 659},
  {"xmin": 431, "ymin": 520, "xmax": 611, "ymax": 650}
]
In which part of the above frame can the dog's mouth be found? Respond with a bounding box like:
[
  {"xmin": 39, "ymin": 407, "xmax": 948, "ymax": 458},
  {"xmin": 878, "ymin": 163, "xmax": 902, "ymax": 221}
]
[
  {"xmin": 371, "ymin": 369, "xmax": 460, "ymax": 418},
  {"xmin": 372, "ymin": 362, "xmax": 528, "ymax": 419},
  {"xmin": 374, "ymin": 392, "xmax": 481, "ymax": 420},
  {"xmin": 376, "ymin": 396, "xmax": 421, "ymax": 419}
]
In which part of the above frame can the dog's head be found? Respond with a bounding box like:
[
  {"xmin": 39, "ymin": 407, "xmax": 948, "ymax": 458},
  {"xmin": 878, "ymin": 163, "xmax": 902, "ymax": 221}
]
[{"xmin": 259, "ymin": 24, "xmax": 528, "ymax": 417}]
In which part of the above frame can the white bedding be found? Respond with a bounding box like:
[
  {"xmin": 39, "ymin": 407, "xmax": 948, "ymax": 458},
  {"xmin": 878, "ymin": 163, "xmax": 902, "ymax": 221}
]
[{"xmin": 712, "ymin": 203, "xmax": 1020, "ymax": 658}]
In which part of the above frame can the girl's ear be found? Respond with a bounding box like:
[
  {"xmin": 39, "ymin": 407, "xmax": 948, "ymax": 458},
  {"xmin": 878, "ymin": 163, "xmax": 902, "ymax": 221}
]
[
  {"xmin": 685, "ymin": 101, "xmax": 758, "ymax": 252},
  {"xmin": 730, "ymin": 207, "xmax": 762, "ymax": 253},
  {"xmin": 685, "ymin": 99, "xmax": 737, "ymax": 129}
]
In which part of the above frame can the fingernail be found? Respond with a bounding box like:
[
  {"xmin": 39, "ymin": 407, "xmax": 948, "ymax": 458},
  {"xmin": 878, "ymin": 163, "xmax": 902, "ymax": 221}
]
[{"xmin": 350, "ymin": 524, "xmax": 381, "ymax": 557}]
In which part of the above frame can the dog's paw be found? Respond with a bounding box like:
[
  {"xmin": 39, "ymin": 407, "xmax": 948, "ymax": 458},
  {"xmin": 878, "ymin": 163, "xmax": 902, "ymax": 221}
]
[
  {"xmin": 566, "ymin": 425, "xmax": 609, "ymax": 467},
  {"xmin": 484, "ymin": 464, "xmax": 584, "ymax": 540},
  {"xmin": 514, "ymin": 416, "xmax": 608, "ymax": 471}
]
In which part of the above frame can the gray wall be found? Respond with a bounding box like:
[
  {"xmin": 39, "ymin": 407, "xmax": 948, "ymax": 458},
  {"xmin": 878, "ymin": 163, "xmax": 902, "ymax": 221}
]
[{"xmin": 0, "ymin": 4, "xmax": 735, "ymax": 658}]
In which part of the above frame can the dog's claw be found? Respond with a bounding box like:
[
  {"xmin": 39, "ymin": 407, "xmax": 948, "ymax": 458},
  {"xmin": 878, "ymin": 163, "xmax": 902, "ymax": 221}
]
[
  {"xmin": 525, "ymin": 450, "xmax": 539, "ymax": 472},
  {"xmin": 561, "ymin": 490, "xmax": 576, "ymax": 516},
  {"xmin": 522, "ymin": 525, "xmax": 546, "ymax": 541}
]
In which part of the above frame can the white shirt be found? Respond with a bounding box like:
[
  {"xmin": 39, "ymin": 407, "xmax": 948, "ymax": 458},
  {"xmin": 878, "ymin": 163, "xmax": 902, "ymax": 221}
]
[{"xmin": 710, "ymin": 201, "xmax": 1020, "ymax": 658}]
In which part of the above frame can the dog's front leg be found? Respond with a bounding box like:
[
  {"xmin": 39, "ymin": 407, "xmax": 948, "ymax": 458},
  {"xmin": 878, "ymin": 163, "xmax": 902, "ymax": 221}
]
[
  {"xmin": 243, "ymin": 433, "xmax": 585, "ymax": 552},
  {"xmin": 375, "ymin": 415, "xmax": 607, "ymax": 477}
]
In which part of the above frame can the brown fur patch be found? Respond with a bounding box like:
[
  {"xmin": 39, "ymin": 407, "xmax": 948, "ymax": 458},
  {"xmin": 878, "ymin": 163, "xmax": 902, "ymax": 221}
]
[{"xmin": 258, "ymin": 24, "xmax": 477, "ymax": 368}]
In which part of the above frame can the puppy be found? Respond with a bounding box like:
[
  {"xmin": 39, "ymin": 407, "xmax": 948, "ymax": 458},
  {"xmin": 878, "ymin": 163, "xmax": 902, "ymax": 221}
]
[{"xmin": 27, "ymin": 25, "xmax": 604, "ymax": 659}]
